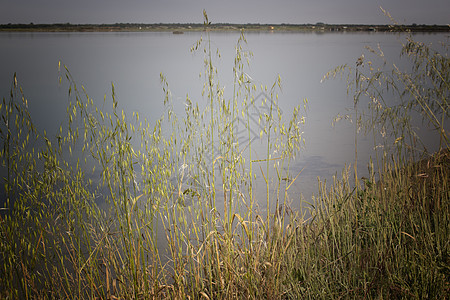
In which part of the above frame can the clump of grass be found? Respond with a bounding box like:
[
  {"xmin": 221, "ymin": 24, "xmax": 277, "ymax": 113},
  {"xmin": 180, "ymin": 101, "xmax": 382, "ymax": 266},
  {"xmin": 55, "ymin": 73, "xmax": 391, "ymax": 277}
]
[
  {"xmin": 280, "ymin": 147, "xmax": 448, "ymax": 298},
  {"xmin": 310, "ymin": 28, "xmax": 449, "ymax": 298},
  {"xmin": 0, "ymin": 11, "xmax": 448, "ymax": 299},
  {"xmin": 0, "ymin": 11, "xmax": 306, "ymax": 299}
]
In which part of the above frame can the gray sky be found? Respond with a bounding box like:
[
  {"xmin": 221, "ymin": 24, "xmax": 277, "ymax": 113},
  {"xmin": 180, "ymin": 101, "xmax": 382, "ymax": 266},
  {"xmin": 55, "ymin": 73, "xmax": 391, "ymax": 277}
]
[{"xmin": 1, "ymin": 0, "xmax": 449, "ymax": 25}]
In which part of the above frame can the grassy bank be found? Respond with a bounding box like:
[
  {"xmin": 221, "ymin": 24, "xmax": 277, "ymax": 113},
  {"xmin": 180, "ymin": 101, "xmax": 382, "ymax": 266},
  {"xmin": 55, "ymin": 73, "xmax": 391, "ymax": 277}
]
[{"xmin": 0, "ymin": 14, "xmax": 448, "ymax": 299}]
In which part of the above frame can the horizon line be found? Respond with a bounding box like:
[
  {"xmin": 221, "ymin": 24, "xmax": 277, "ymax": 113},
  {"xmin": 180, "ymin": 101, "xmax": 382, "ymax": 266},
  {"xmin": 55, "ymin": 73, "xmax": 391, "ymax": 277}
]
[{"xmin": 1, "ymin": 22, "xmax": 449, "ymax": 26}]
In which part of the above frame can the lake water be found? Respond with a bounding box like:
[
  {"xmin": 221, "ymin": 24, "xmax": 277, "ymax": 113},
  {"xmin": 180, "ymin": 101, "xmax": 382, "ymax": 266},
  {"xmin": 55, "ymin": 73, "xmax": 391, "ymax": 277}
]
[{"xmin": 0, "ymin": 31, "xmax": 447, "ymax": 212}]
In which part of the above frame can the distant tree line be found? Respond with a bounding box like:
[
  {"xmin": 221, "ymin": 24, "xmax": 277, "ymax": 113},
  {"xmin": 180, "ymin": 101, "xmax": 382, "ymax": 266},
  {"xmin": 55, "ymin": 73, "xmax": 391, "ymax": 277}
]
[{"xmin": 0, "ymin": 22, "xmax": 448, "ymax": 32}]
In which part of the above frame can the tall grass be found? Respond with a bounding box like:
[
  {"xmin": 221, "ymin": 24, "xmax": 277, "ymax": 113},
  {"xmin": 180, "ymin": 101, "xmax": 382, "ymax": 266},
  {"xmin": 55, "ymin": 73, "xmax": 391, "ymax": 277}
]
[
  {"xmin": 0, "ymin": 12, "xmax": 448, "ymax": 299},
  {"xmin": 317, "ymin": 27, "xmax": 449, "ymax": 298}
]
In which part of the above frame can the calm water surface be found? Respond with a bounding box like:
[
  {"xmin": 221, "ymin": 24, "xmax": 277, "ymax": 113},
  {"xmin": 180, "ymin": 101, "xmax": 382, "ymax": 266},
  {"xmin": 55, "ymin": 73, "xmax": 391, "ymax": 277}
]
[{"xmin": 0, "ymin": 31, "xmax": 447, "ymax": 209}]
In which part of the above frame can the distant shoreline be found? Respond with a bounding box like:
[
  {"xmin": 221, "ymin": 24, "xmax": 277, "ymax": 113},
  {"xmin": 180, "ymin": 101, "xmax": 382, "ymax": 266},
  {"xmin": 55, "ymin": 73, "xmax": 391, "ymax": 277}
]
[{"xmin": 0, "ymin": 23, "xmax": 449, "ymax": 33}]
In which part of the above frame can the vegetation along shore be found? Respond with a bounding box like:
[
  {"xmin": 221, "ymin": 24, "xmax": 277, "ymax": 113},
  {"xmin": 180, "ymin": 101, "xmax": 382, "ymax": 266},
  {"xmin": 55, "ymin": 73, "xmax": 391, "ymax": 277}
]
[
  {"xmin": 0, "ymin": 22, "xmax": 449, "ymax": 33},
  {"xmin": 0, "ymin": 13, "xmax": 448, "ymax": 299}
]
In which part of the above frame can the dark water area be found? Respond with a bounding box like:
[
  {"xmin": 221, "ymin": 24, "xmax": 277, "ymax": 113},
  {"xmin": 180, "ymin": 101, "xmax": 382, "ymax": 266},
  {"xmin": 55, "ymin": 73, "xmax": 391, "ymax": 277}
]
[{"xmin": 0, "ymin": 31, "xmax": 448, "ymax": 213}]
